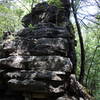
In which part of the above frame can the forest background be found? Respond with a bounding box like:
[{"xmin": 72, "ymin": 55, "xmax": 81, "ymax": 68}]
[{"xmin": 0, "ymin": 0, "xmax": 100, "ymax": 100}]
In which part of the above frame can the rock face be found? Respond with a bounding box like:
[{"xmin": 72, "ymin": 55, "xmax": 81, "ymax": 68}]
[
  {"xmin": 22, "ymin": 2, "xmax": 66, "ymax": 27},
  {"xmin": 0, "ymin": 2, "xmax": 91, "ymax": 100}
]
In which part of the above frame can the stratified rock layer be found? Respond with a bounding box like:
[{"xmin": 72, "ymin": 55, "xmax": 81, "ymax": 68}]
[{"xmin": 0, "ymin": 2, "xmax": 92, "ymax": 100}]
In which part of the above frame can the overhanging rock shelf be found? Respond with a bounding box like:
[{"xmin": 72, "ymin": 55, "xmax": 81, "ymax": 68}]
[{"xmin": 0, "ymin": 2, "xmax": 92, "ymax": 100}]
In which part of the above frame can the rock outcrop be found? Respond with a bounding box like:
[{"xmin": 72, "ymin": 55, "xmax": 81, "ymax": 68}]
[{"xmin": 0, "ymin": 2, "xmax": 92, "ymax": 100}]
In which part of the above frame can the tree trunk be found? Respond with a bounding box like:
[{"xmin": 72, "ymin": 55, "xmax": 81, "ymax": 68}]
[{"xmin": 71, "ymin": 0, "xmax": 85, "ymax": 84}]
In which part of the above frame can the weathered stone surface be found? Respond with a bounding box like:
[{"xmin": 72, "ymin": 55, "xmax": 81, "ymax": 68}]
[
  {"xmin": 8, "ymin": 79, "xmax": 49, "ymax": 93},
  {"xmin": 2, "ymin": 40, "xmax": 16, "ymax": 51},
  {"xmin": 2, "ymin": 38, "xmax": 68, "ymax": 56},
  {"xmin": 4, "ymin": 71, "xmax": 66, "ymax": 94},
  {"xmin": 15, "ymin": 38, "xmax": 68, "ymax": 56},
  {"xmin": 69, "ymin": 74, "xmax": 92, "ymax": 100},
  {"xmin": 0, "ymin": 56, "xmax": 72, "ymax": 72},
  {"xmin": 0, "ymin": 70, "xmax": 66, "ymax": 95},
  {"xmin": 17, "ymin": 23, "xmax": 70, "ymax": 38},
  {"xmin": 22, "ymin": 2, "xmax": 67, "ymax": 27},
  {"xmin": 56, "ymin": 95, "xmax": 78, "ymax": 100},
  {"xmin": 1, "ymin": 23, "xmax": 71, "ymax": 56},
  {"xmin": 5, "ymin": 70, "xmax": 66, "ymax": 81}
]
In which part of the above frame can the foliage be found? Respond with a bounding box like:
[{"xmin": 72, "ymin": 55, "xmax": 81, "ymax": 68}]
[
  {"xmin": 76, "ymin": 24, "xmax": 100, "ymax": 99},
  {"xmin": 0, "ymin": 4, "xmax": 13, "ymax": 37},
  {"xmin": 84, "ymin": 25, "xmax": 100, "ymax": 99},
  {"xmin": 0, "ymin": 0, "xmax": 24, "ymax": 38},
  {"xmin": 48, "ymin": 0, "xmax": 63, "ymax": 8}
]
